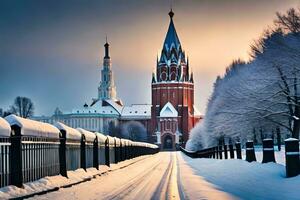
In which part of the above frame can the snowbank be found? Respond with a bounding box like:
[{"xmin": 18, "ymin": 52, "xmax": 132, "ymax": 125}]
[
  {"xmin": 179, "ymin": 152, "xmax": 300, "ymax": 200},
  {"xmin": 0, "ymin": 117, "xmax": 11, "ymax": 137},
  {"xmin": 241, "ymin": 146, "xmax": 286, "ymax": 165},
  {"xmin": 0, "ymin": 155, "xmax": 151, "ymax": 199},
  {"xmin": 5, "ymin": 115, "xmax": 59, "ymax": 138}
]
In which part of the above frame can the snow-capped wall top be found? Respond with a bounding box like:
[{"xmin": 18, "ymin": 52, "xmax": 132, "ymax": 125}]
[
  {"xmin": 54, "ymin": 122, "xmax": 81, "ymax": 140},
  {"xmin": 120, "ymin": 138, "xmax": 127, "ymax": 145},
  {"xmin": 5, "ymin": 114, "xmax": 59, "ymax": 138},
  {"xmin": 114, "ymin": 137, "xmax": 120, "ymax": 146},
  {"xmin": 285, "ymin": 138, "xmax": 299, "ymax": 142},
  {"xmin": 160, "ymin": 102, "xmax": 178, "ymax": 117},
  {"xmin": 77, "ymin": 128, "xmax": 96, "ymax": 142},
  {"xmin": 96, "ymin": 132, "xmax": 107, "ymax": 143},
  {"xmin": 107, "ymin": 135, "xmax": 115, "ymax": 145},
  {"xmin": 0, "ymin": 117, "xmax": 11, "ymax": 137}
]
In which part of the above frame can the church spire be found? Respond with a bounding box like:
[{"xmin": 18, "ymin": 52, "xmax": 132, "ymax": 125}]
[
  {"xmin": 163, "ymin": 9, "xmax": 181, "ymax": 50},
  {"xmin": 104, "ymin": 36, "xmax": 110, "ymax": 59}
]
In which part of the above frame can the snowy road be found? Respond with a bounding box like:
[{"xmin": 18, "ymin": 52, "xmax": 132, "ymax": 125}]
[{"xmin": 29, "ymin": 152, "xmax": 236, "ymax": 200}]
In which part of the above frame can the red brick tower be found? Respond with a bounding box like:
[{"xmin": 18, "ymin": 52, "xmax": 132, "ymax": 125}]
[{"xmin": 151, "ymin": 10, "xmax": 200, "ymax": 150}]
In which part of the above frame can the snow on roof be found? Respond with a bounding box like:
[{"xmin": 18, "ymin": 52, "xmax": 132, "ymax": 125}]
[
  {"xmin": 70, "ymin": 99, "xmax": 122, "ymax": 116},
  {"xmin": 0, "ymin": 117, "xmax": 11, "ymax": 137},
  {"xmin": 103, "ymin": 99, "xmax": 123, "ymax": 114},
  {"xmin": 5, "ymin": 115, "xmax": 59, "ymax": 138},
  {"xmin": 54, "ymin": 122, "xmax": 81, "ymax": 140},
  {"xmin": 96, "ymin": 132, "xmax": 107, "ymax": 143},
  {"xmin": 160, "ymin": 102, "xmax": 178, "ymax": 117},
  {"xmin": 77, "ymin": 128, "xmax": 96, "ymax": 142},
  {"xmin": 121, "ymin": 104, "xmax": 151, "ymax": 119}
]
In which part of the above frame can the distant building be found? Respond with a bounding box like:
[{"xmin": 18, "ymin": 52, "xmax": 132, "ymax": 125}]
[
  {"xmin": 151, "ymin": 10, "xmax": 202, "ymax": 150},
  {"xmin": 33, "ymin": 40, "xmax": 152, "ymax": 137},
  {"xmin": 34, "ymin": 10, "xmax": 203, "ymax": 146}
]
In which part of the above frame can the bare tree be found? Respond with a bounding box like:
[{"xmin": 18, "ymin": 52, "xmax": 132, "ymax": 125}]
[
  {"xmin": 10, "ymin": 96, "xmax": 34, "ymax": 118},
  {"xmin": 275, "ymin": 8, "xmax": 300, "ymax": 33}
]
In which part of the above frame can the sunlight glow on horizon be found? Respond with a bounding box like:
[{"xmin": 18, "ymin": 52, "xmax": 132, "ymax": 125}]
[{"xmin": 0, "ymin": 0, "xmax": 299, "ymax": 115}]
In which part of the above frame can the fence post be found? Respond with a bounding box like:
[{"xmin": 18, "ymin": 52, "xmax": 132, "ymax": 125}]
[
  {"xmin": 246, "ymin": 141, "xmax": 256, "ymax": 162},
  {"xmin": 285, "ymin": 138, "xmax": 300, "ymax": 178},
  {"xmin": 235, "ymin": 142, "xmax": 242, "ymax": 159},
  {"xmin": 105, "ymin": 138, "xmax": 110, "ymax": 167},
  {"xmin": 9, "ymin": 125, "xmax": 23, "ymax": 187},
  {"xmin": 218, "ymin": 143, "xmax": 223, "ymax": 159},
  {"xmin": 80, "ymin": 135, "xmax": 87, "ymax": 170},
  {"xmin": 224, "ymin": 144, "xmax": 228, "ymax": 159},
  {"xmin": 212, "ymin": 147, "xmax": 215, "ymax": 158},
  {"xmin": 120, "ymin": 139, "xmax": 123, "ymax": 161},
  {"xmin": 229, "ymin": 143, "xmax": 234, "ymax": 159},
  {"xmin": 93, "ymin": 137, "xmax": 99, "ymax": 170},
  {"xmin": 114, "ymin": 138, "xmax": 118, "ymax": 164},
  {"xmin": 216, "ymin": 145, "xmax": 219, "ymax": 159},
  {"xmin": 59, "ymin": 130, "xmax": 67, "ymax": 177},
  {"xmin": 262, "ymin": 139, "xmax": 276, "ymax": 163}
]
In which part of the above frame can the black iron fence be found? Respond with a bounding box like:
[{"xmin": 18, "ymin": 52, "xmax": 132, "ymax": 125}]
[
  {"xmin": 0, "ymin": 115, "xmax": 159, "ymax": 188},
  {"xmin": 181, "ymin": 138, "xmax": 300, "ymax": 178},
  {"xmin": 0, "ymin": 137, "xmax": 10, "ymax": 188}
]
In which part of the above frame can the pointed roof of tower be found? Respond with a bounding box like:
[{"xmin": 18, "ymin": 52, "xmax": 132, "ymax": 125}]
[
  {"xmin": 104, "ymin": 36, "xmax": 110, "ymax": 59},
  {"xmin": 163, "ymin": 9, "xmax": 181, "ymax": 50}
]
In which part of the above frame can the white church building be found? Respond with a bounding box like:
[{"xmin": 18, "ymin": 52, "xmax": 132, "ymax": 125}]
[{"xmin": 34, "ymin": 40, "xmax": 152, "ymax": 135}]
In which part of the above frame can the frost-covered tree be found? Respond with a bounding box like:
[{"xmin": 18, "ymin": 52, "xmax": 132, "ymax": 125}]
[
  {"xmin": 9, "ymin": 96, "xmax": 34, "ymax": 118},
  {"xmin": 120, "ymin": 121, "xmax": 147, "ymax": 142},
  {"xmin": 187, "ymin": 7, "xmax": 300, "ymax": 150}
]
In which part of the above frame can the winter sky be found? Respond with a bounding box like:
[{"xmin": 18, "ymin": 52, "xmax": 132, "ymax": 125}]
[{"xmin": 0, "ymin": 0, "xmax": 299, "ymax": 115}]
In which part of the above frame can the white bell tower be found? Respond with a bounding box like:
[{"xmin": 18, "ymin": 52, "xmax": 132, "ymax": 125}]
[{"xmin": 98, "ymin": 39, "xmax": 117, "ymax": 100}]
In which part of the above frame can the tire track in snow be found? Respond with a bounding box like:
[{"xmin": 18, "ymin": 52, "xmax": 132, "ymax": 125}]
[
  {"xmin": 151, "ymin": 153, "xmax": 173, "ymax": 200},
  {"xmin": 104, "ymin": 153, "xmax": 170, "ymax": 200}
]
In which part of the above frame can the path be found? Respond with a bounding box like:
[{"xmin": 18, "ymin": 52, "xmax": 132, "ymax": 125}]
[{"xmin": 29, "ymin": 152, "xmax": 236, "ymax": 200}]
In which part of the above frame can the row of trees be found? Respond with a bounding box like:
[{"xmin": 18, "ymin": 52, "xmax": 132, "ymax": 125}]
[
  {"xmin": 187, "ymin": 7, "xmax": 300, "ymax": 150},
  {"xmin": 1, "ymin": 96, "xmax": 34, "ymax": 118}
]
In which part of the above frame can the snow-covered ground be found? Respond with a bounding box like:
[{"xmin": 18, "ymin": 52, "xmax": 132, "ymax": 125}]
[
  {"xmin": 180, "ymin": 151, "xmax": 300, "ymax": 200},
  {"xmin": 0, "ymin": 156, "xmax": 148, "ymax": 199},
  {"xmin": 241, "ymin": 146, "xmax": 285, "ymax": 165},
  {"xmin": 1, "ymin": 150, "xmax": 298, "ymax": 200}
]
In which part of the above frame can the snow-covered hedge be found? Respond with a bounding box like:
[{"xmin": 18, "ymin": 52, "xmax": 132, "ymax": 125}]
[
  {"xmin": 77, "ymin": 128, "xmax": 96, "ymax": 142},
  {"xmin": 0, "ymin": 117, "xmax": 11, "ymax": 137},
  {"xmin": 54, "ymin": 122, "xmax": 81, "ymax": 141},
  {"xmin": 5, "ymin": 115, "xmax": 59, "ymax": 138}
]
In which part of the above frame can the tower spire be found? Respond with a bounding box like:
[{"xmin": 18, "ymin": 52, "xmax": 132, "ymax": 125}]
[
  {"xmin": 169, "ymin": 8, "xmax": 174, "ymax": 19},
  {"xmin": 104, "ymin": 36, "xmax": 110, "ymax": 59}
]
